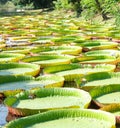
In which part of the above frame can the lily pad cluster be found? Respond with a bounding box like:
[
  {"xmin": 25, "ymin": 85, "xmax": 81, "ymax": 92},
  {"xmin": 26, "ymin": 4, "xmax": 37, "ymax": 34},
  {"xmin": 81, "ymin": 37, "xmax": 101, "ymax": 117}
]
[{"xmin": 0, "ymin": 11, "xmax": 120, "ymax": 128}]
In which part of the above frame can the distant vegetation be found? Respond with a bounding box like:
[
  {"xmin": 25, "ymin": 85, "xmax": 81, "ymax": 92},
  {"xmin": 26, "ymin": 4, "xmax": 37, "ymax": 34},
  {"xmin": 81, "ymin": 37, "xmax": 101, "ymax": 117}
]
[{"xmin": 0, "ymin": 0, "xmax": 120, "ymax": 26}]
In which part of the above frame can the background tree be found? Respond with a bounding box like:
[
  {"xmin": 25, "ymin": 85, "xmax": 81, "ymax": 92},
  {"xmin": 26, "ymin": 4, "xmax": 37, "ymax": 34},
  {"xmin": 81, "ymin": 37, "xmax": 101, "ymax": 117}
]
[
  {"xmin": 94, "ymin": 0, "xmax": 109, "ymax": 20},
  {"xmin": 69, "ymin": 0, "xmax": 82, "ymax": 17},
  {"xmin": 0, "ymin": 0, "xmax": 9, "ymax": 4},
  {"xmin": 11, "ymin": 0, "xmax": 54, "ymax": 9},
  {"xmin": 0, "ymin": 0, "xmax": 120, "ymax": 26},
  {"xmin": 81, "ymin": 0, "xmax": 120, "ymax": 21}
]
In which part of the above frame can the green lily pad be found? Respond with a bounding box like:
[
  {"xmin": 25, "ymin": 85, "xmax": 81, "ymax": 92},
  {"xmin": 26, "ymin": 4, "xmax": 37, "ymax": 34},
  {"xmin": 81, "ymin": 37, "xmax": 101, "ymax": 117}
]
[
  {"xmin": 77, "ymin": 55, "xmax": 118, "ymax": 65},
  {"xmin": 76, "ymin": 72, "xmax": 120, "ymax": 91},
  {"xmin": 41, "ymin": 45, "xmax": 82, "ymax": 55},
  {"xmin": 100, "ymin": 103, "xmax": 120, "ymax": 124},
  {"xmin": 76, "ymin": 40, "xmax": 118, "ymax": 50},
  {"xmin": 85, "ymin": 49, "xmax": 120, "ymax": 57},
  {"xmin": 0, "ymin": 63, "xmax": 40, "ymax": 76},
  {"xmin": 3, "ymin": 49, "xmax": 30, "ymax": 54},
  {"xmin": 44, "ymin": 64, "xmax": 115, "ymax": 81},
  {"xmin": 4, "ymin": 88, "xmax": 91, "ymax": 116},
  {"xmin": 0, "ymin": 75, "xmax": 64, "ymax": 96},
  {"xmin": 90, "ymin": 84, "xmax": 120, "ymax": 107},
  {"xmin": 0, "ymin": 53, "xmax": 25, "ymax": 63},
  {"xmin": 5, "ymin": 109, "xmax": 115, "ymax": 128},
  {"xmin": 22, "ymin": 55, "xmax": 75, "ymax": 68}
]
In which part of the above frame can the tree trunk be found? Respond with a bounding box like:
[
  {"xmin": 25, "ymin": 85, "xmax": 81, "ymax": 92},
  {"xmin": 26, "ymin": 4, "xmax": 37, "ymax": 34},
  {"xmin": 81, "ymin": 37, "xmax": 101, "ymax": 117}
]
[
  {"xmin": 95, "ymin": 0, "xmax": 109, "ymax": 20},
  {"xmin": 76, "ymin": 1, "xmax": 82, "ymax": 17}
]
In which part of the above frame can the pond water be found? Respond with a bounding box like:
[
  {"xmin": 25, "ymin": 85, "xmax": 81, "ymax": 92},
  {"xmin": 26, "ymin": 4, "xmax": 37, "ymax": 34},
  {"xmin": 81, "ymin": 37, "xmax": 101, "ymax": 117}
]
[{"xmin": 0, "ymin": 104, "xmax": 8, "ymax": 127}]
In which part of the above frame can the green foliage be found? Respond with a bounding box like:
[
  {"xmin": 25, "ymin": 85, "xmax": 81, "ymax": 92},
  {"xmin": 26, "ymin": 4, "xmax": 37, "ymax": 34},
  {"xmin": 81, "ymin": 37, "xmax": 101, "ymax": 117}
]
[
  {"xmin": 80, "ymin": 0, "xmax": 120, "ymax": 26},
  {"xmin": 11, "ymin": 0, "xmax": 19, "ymax": 6},
  {"xmin": 0, "ymin": 0, "xmax": 8, "ymax": 4},
  {"xmin": 53, "ymin": 0, "xmax": 72, "ymax": 10},
  {"xmin": 100, "ymin": 0, "xmax": 120, "ymax": 26},
  {"xmin": 81, "ymin": 0, "xmax": 97, "ymax": 20},
  {"xmin": 11, "ymin": 0, "xmax": 53, "ymax": 9},
  {"xmin": 53, "ymin": 0, "xmax": 82, "ymax": 17},
  {"xmin": 11, "ymin": 0, "xmax": 34, "ymax": 9},
  {"xmin": 0, "ymin": 0, "xmax": 120, "ymax": 27},
  {"xmin": 115, "ymin": 12, "xmax": 120, "ymax": 27},
  {"xmin": 102, "ymin": 0, "xmax": 120, "ymax": 27}
]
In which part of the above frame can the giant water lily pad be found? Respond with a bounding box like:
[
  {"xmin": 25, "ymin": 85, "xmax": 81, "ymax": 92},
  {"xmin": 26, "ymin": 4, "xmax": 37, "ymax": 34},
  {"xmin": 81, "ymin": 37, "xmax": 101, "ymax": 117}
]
[
  {"xmin": 0, "ymin": 53, "xmax": 25, "ymax": 63},
  {"xmin": 77, "ymin": 55, "xmax": 119, "ymax": 65},
  {"xmin": 77, "ymin": 49, "xmax": 120, "ymax": 64},
  {"xmin": 0, "ymin": 63, "xmax": 40, "ymax": 76},
  {"xmin": 44, "ymin": 64, "xmax": 115, "ymax": 81},
  {"xmin": 90, "ymin": 84, "xmax": 120, "ymax": 107},
  {"xmin": 100, "ymin": 103, "xmax": 120, "ymax": 124},
  {"xmin": 30, "ymin": 46, "xmax": 53, "ymax": 54},
  {"xmin": 36, "ymin": 75, "xmax": 64, "ymax": 88},
  {"xmin": 0, "ymin": 75, "xmax": 64, "ymax": 96},
  {"xmin": 41, "ymin": 45, "xmax": 82, "ymax": 55},
  {"xmin": 5, "ymin": 109, "xmax": 115, "ymax": 128},
  {"xmin": 6, "ymin": 37, "xmax": 32, "ymax": 46},
  {"xmin": 4, "ymin": 88, "xmax": 91, "ymax": 116},
  {"xmin": 2, "ymin": 48, "xmax": 30, "ymax": 54},
  {"xmin": 85, "ymin": 49, "xmax": 120, "ymax": 57},
  {"xmin": 0, "ymin": 75, "xmax": 34, "ymax": 96},
  {"xmin": 22, "ymin": 55, "xmax": 75, "ymax": 68},
  {"xmin": 32, "ymin": 37, "xmax": 53, "ymax": 44},
  {"xmin": 76, "ymin": 72, "xmax": 120, "ymax": 91},
  {"xmin": 76, "ymin": 40, "xmax": 118, "ymax": 50}
]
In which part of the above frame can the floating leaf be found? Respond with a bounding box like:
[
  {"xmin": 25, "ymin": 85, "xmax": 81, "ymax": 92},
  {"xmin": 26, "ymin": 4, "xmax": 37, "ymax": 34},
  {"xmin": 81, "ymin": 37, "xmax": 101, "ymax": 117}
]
[
  {"xmin": 22, "ymin": 55, "xmax": 75, "ymax": 68},
  {"xmin": 90, "ymin": 84, "xmax": 120, "ymax": 107},
  {"xmin": 0, "ymin": 63, "xmax": 40, "ymax": 76},
  {"xmin": 76, "ymin": 72, "xmax": 120, "ymax": 91},
  {"xmin": 44, "ymin": 64, "xmax": 115, "ymax": 81},
  {"xmin": 5, "ymin": 109, "xmax": 115, "ymax": 128},
  {"xmin": 4, "ymin": 88, "xmax": 91, "ymax": 116}
]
